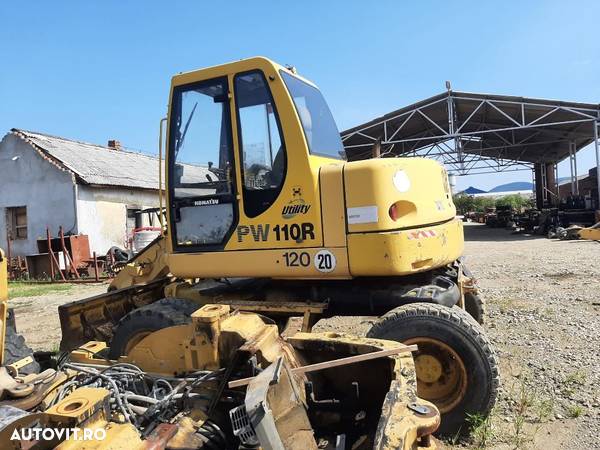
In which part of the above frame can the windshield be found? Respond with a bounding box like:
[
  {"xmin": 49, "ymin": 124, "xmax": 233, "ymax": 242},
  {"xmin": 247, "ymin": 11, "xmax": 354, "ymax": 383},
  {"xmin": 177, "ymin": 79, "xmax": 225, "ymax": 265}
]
[{"xmin": 280, "ymin": 71, "xmax": 345, "ymax": 159}]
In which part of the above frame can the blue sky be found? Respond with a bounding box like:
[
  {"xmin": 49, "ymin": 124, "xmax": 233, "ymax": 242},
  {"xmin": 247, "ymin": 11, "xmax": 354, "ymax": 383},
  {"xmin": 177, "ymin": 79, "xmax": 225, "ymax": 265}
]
[{"xmin": 1, "ymin": 1, "xmax": 598, "ymax": 191}]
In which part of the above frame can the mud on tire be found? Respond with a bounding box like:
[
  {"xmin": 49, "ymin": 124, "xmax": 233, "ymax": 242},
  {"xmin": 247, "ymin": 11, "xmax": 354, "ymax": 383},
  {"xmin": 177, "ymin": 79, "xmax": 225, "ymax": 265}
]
[{"xmin": 367, "ymin": 303, "xmax": 499, "ymax": 436}]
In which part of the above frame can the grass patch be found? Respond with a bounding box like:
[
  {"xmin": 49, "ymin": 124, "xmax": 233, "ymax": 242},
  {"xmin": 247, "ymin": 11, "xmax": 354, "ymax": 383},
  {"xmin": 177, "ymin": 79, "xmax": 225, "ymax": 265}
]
[
  {"xmin": 561, "ymin": 370, "xmax": 587, "ymax": 397},
  {"xmin": 567, "ymin": 404, "xmax": 583, "ymax": 418},
  {"xmin": 498, "ymin": 298, "xmax": 516, "ymax": 314},
  {"xmin": 8, "ymin": 282, "xmax": 73, "ymax": 298},
  {"xmin": 564, "ymin": 370, "xmax": 587, "ymax": 386},
  {"xmin": 534, "ymin": 397, "xmax": 554, "ymax": 423},
  {"xmin": 466, "ymin": 411, "xmax": 494, "ymax": 449}
]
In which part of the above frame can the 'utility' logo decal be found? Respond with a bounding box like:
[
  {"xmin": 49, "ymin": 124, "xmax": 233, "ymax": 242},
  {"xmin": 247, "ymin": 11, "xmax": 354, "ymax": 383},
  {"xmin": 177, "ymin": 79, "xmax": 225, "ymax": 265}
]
[
  {"xmin": 282, "ymin": 186, "xmax": 311, "ymax": 219},
  {"xmin": 282, "ymin": 201, "xmax": 311, "ymax": 219}
]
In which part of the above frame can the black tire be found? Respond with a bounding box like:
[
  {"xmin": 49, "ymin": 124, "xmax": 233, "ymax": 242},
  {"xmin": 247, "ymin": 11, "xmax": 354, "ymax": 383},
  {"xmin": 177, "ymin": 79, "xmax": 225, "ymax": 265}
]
[
  {"xmin": 3, "ymin": 327, "xmax": 40, "ymax": 375},
  {"xmin": 464, "ymin": 292, "xmax": 485, "ymax": 325},
  {"xmin": 367, "ymin": 303, "xmax": 499, "ymax": 436},
  {"xmin": 108, "ymin": 298, "xmax": 198, "ymax": 359}
]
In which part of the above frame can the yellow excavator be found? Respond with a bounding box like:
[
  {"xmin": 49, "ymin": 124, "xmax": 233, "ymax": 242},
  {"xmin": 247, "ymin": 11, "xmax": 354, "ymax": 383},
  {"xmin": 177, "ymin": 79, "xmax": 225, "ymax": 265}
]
[{"xmin": 52, "ymin": 57, "xmax": 493, "ymax": 437}]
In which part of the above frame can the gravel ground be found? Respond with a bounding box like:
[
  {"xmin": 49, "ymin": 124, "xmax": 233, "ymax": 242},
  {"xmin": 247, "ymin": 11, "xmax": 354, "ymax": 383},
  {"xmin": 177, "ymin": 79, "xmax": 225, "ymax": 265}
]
[
  {"xmin": 9, "ymin": 223, "xmax": 600, "ymax": 448},
  {"xmin": 454, "ymin": 223, "xmax": 600, "ymax": 450},
  {"xmin": 317, "ymin": 223, "xmax": 600, "ymax": 449}
]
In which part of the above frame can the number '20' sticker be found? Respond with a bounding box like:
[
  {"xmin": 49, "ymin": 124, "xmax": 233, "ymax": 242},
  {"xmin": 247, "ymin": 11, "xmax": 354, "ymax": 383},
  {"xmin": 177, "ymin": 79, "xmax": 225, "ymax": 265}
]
[{"xmin": 314, "ymin": 250, "xmax": 336, "ymax": 273}]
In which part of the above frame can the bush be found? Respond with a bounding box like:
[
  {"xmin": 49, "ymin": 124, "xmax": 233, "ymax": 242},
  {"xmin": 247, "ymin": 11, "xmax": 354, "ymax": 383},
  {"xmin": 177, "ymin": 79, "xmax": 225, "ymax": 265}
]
[
  {"xmin": 453, "ymin": 194, "xmax": 496, "ymax": 214},
  {"xmin": 495, "ymin": 194, "xmax": 534, "ymax": 210},
  {"xmin": 453, "ymin": 193, "xmax": 475, "ymax": 214}
]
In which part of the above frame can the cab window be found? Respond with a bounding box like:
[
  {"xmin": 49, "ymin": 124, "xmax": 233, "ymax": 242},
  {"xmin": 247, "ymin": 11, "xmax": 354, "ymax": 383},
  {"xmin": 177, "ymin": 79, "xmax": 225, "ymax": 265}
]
[
  {"xmin": 280, "ymin": 70, "xmax": 345, "ymax": 160},
  {"xmin": 235, "ymin": 71, "xmax": 286, "ymax": 218}
]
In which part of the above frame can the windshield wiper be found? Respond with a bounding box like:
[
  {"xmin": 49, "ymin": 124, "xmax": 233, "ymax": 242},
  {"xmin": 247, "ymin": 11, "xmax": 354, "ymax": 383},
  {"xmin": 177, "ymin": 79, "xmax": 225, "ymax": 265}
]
[{"xmin": 175, "ymin": 102, "xmax": 198, "ymax": 158}]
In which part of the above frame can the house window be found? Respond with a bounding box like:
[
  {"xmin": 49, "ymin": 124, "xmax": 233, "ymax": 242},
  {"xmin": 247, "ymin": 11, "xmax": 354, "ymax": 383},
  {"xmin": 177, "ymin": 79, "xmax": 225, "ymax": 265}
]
[{"xmin": 7, "ymin": 206, "xmax": 27, "ymax": 240}]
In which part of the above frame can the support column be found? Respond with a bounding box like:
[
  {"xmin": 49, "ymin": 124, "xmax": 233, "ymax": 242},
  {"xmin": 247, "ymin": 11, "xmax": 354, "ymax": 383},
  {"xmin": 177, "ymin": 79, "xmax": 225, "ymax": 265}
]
[
  {"xmin": 568, "ymin": 141, "xmax": 580, "ymax": 196},
  {"xmin": 545, "ymin": 163, "xmax": 558, "ymax": 206},
  {"xmin": 594, "ymin": 121, "xmax": 600, "ymax": 210},
  {"xmin": 534, "ymin": 163, "xmax": 545, "ymax": 208},
  {"xmin": 446, "ymin": 91, "xmax": 463, "ymax": 174}
]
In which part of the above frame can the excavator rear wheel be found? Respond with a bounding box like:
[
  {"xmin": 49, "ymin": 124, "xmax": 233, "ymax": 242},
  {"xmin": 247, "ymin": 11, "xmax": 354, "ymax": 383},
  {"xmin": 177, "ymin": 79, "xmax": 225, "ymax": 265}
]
[
  {"xmin": 367, "ymin": 303, "xmax": 499, "ymax": 436},
  {"xmin": 108, "ymin": 298, "xmax": 198, "ymax": 359}
]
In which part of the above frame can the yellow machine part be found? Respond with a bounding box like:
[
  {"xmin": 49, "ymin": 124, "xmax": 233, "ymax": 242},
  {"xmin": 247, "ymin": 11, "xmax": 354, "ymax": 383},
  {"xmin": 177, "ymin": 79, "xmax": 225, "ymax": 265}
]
[
  {"xmin": 578, "ymin": 222, "xmax": 600, "ymax": 240},
  {"xmin": 69, "ymin": 304, "xmax": 296, "ymax": 377},
  {"xmin": 348, "ymin": 218, "xmax": 464, "ymax": 276},
  {"xmin": 344, "ymin": 158, "xmax": 455, "ymax": 233},
  {"xmin": 64, "ymin": 306, "xmax": 440, "ymax": 449}
]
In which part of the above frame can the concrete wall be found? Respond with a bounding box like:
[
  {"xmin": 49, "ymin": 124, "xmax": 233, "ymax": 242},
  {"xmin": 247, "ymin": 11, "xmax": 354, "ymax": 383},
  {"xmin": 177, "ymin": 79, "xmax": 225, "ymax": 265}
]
[
  {"xmin": 0, "ymin": 134, "xmax": 76, "ymax": 256},
  {"xmin": 76, "ymin": 185, "xmax": 159, "ymax": 254}
]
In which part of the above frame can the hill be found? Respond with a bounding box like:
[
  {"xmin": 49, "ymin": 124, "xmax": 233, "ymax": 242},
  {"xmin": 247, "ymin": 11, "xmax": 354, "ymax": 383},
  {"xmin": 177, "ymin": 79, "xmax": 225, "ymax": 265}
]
[{"xmin": 487, "ymin": 181, "xmax": 533, "ymax": 193}]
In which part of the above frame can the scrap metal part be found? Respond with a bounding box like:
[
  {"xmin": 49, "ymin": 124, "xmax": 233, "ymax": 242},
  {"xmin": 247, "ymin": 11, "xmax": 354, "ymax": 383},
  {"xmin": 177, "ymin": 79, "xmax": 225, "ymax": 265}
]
[{"xmin": 0, "ymin": 305, "xmax": 440, "ymax": 449}]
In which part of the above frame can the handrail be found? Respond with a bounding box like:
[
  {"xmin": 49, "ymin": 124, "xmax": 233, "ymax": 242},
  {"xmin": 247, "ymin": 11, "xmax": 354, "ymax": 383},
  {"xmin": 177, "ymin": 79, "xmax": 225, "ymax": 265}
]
[{"xmin": 158, "ymin": 117, "xmax": 167, "ymax": 231}]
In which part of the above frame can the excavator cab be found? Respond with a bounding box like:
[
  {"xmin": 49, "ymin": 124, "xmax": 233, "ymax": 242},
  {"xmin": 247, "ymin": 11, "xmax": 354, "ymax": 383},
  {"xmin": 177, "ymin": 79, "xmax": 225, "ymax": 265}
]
[
  {"xmin": 165, "ymin": 57, "xmax": 463, "ymax": 280},
  {"xmin": 166, "ymin": 58, "xmax": 344, "ymax": 277}
]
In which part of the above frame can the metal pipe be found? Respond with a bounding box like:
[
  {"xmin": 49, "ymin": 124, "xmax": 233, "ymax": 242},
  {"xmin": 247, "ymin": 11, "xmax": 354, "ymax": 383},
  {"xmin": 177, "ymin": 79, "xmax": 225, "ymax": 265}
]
[
  {"xmin": 46, "ymin": 227, "xmax": 55, "ymax": 281},
  {"xmin": 158, "ymin": 117, "xmax": 167, "ymax": 231},
  {"xmin": 93, "ymin": 251, "xmax": 99, "ymax": 282},
  {"xmin": 569, "ymin": 142, "xmax": 576, "ymax": 195},
  {"xmin": 594, "ymin": 121, "xmax": 600, "ymax": 210},
  {"xmin": 6, "ymin": 230, "xmax": 11, "ymax": 281},
  {"xmin": 345, "ymin": 118, "xmax": 597, "ymax": 148},
  {"xmin": 573, "ymin": 141, "xmax": 579, "ymax": 195},
  {"xmin": 46, "ymin": 227, "xmax": 66, "ymax": 282}
]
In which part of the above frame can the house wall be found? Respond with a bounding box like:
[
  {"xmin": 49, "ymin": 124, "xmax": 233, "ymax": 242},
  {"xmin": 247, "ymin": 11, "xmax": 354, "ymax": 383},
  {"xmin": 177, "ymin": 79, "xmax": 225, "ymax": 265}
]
[
  {"xmin": 0, "ymin": 134, "xmax": 76, "ymax": 256},
  {"xmin": 76, "ymin": 185, "xmax": 159, "ymax": 254}
]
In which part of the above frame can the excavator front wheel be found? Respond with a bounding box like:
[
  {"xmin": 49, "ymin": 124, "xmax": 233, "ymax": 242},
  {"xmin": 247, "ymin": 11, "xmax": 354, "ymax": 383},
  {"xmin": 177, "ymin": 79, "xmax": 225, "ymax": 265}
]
[
  {"xmin": 367, "ymin": 303, "xmax": 499, "ymax": 436},
  {"xmin": 108, "ymin": 298, "xmax": 198, "ymax": 359}
]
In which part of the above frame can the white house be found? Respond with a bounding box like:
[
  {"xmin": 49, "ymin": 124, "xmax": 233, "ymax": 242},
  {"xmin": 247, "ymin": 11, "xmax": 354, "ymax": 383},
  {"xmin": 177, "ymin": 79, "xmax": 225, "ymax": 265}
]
[{"xmin": 0, "ymin": 129, "xmax": 163, "ymax": 256}]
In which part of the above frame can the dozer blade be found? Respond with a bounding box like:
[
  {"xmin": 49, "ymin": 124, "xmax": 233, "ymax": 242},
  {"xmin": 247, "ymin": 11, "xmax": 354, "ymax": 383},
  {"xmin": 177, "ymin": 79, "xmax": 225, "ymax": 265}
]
[{"xmin": 58, "ymin": 278, "xmax": 168, "ymax": 351}]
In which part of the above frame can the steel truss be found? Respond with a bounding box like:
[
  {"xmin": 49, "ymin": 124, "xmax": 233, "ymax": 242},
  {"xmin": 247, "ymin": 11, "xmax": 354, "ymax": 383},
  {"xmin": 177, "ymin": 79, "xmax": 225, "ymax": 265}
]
[{"xmin": 341, "ymin": 92, "xmax": 600, "ymax": 183}]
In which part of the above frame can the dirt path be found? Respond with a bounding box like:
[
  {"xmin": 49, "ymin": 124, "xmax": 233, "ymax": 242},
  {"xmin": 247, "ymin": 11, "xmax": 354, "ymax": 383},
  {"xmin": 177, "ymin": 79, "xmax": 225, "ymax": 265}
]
[{"xmin": 9, "ymin": 224, "xmax": 600, "ymax": 448}]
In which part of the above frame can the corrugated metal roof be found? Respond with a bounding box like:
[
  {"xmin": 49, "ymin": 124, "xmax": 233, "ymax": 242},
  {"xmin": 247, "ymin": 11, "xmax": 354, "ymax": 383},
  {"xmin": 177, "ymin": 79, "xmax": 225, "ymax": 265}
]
[{"xmin": 11, "ymin": 129, "xmax": 173, "ymax": 190}]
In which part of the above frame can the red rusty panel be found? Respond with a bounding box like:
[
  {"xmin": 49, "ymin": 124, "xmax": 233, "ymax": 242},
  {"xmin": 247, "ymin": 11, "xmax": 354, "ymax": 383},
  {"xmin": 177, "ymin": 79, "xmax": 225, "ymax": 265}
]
[{"xmin": 37, "ymin": 234, "xmax": 91, "ymax": 268}]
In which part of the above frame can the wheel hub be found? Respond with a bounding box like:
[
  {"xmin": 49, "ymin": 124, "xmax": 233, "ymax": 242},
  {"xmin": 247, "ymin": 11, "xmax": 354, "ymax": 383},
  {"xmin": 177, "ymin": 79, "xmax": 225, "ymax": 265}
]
[
  {"xmin": 414, "ymin": 354, "xmax": 443, "ymax": 383},
  {"xmin": 404, "ymin": 337, "xmax": 468, "ymax": 414}
]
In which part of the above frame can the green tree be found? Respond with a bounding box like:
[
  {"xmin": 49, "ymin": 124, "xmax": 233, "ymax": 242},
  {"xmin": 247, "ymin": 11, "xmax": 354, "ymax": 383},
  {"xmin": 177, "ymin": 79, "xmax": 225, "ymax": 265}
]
[
  {"xmin": 473, "ymin": 196, "xmax": 495, "ymax": 212},
  {"xmin": 495, "ymin": 194, "xmax": 531, "ymax": 210},
  {"xmin": 453, "ymin": 193, "xmax": 475, "ymax": 214}
]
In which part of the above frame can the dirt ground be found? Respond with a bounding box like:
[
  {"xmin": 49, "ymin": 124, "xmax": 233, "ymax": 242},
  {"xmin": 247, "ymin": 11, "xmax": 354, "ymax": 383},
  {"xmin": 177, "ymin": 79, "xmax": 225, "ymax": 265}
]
[{"xmin": 9, "ymin": 223, "xmax": 600, "ymax": 449}]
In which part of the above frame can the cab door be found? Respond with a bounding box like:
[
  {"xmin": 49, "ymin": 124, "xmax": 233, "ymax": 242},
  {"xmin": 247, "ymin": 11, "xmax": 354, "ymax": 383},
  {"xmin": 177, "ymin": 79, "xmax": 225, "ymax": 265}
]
[
  {"xmin": 233, "ymin": 71, "xmax": 287, "ymax": 220},
  {"xmin": 168, "ymin": 77, "xmax": 238, "ymax": 251}
]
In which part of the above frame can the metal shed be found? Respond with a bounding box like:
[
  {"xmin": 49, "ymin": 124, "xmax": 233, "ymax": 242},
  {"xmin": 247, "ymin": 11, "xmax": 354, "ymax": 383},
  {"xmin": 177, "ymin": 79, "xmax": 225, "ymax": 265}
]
[{"xmin": 341, "ymin": 90, "xmax": 600, "ymax": 208}]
